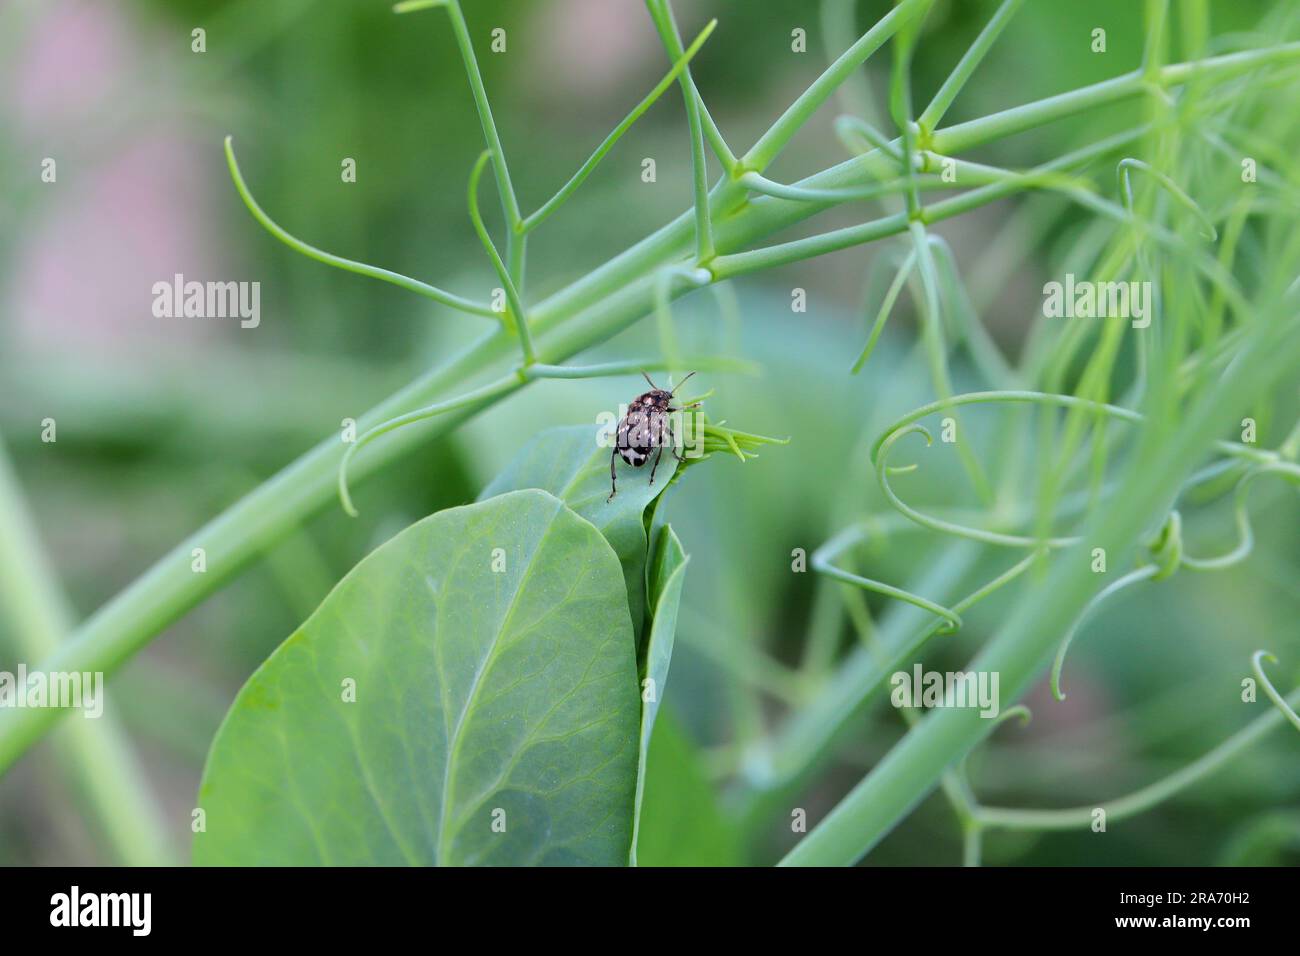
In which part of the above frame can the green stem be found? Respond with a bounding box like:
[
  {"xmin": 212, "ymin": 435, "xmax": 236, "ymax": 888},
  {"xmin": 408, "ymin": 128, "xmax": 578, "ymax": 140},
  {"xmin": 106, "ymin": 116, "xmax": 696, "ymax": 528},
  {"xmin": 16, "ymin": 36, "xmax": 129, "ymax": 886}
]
[
  {"xmin": 711, "ymin": 123, "xmax": 1150, "ymax": 279},
  {"xmin": 962, "ymin": 823, "xmax": 983, "ymax": 866},
  {"xmin": 0, "ymin": 441, "xmax": 174, "ymax": 865},
  {"xmin": 918, "ymin": 0, "xmax": 1025, "ymax": 131},
  {"xmin": 525, "ymin": 354, "xmax": 752, "ymax": 380},
  {"xmin": 644, "ymin": 0, "xmax": 736, "ymax": 171},
  {"xmin": 647, "ymin": 1, "xmax": 713, "ymax": 261},
  {"xmin": 441, "ymin": 0, "xmax": 521, "ymax": 232},
  {"xmin": 739, "ymin": 170, "xmax": 951, "ymax": 204},
  {"xmin": 931, "ymin": 43, "xmax": 1300, "ymax": 156}
]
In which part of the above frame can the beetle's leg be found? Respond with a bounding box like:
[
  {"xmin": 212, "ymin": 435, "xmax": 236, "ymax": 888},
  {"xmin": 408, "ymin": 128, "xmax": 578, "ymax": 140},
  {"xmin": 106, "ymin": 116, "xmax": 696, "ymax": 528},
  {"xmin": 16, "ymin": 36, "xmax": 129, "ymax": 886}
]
[
  {"xmin": 665, "ymin": 422, "xmax": 685, "ymax": 462},
  {"xmin": 649, "ymin": 446, "xmax": 664, "ymax": 486},
  {"xmin": 607, "ymin": 447, "xmax": 618, "ymax": 502}
]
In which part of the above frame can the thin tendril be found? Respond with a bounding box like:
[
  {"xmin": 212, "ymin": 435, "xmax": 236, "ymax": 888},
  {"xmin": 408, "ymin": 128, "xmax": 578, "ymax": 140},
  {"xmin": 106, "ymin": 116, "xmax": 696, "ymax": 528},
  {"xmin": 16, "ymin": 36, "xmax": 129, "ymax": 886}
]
[
  {"xmin": 520, "ymin": 19, "xmax": 718, "ymax": 233},
  {"xmin": 851, "ymin": 251, "xmax": 915, "ymax": 374},
  {"xmin": 872, "ymin": 392, "xmax": 1275, "ymax": 552},
  {"xmin": 223, "ymin": 137, "xmax": 495, "ymax": 318},
  {"xmin": 337, "ymin": 375, "xmax": 521, "ymax": 518},
  {"xmin": 871, "ymin": 390, "xmax": 1267, "ymax": 466},
  {"xmin": 877, "ymin": 425, "xmax": 1080, "ymax": 549},
  {"xmin": 1051, "ymin": 564, "xmax": 1159, "ymax": 701},
  {"xmin": 956, "ymin": 704, "xmax": 1032, "ymax": 782},
  {"xmin": 1252, "ymin": 651, "xmax": 1300, "ymax": 734},
  {"xmin": 812, "ymin": 528, "xmax": 1044, "ymax": 637},
  {"xmin": 991, "ymin": 704, "xmax": 1033, "ymax": 730},
  {"xmin": 976, "ymin": 673, "xmax": 1300, "ymax": 831},
  {"xmin": 406, "ymin": 0, "xmax": 527, "ymax": 284},
  {"xmin": 834, "ymin": 115, "xmax": 905, "ymax": 162},
  {"xmin": 812, "ymin": 524, "xmax": 962, "ymax": 633},
  {"xmin": 739, "ymin": 170, "xmax": 954, "ymax": 204},
  {"xmin": 1182, "ymin": 462, "xmax": 1300, "ymax": 570},
  {"xmin": 651, "ymin": 266, "xmax": 710, "ymax": 374},
  {"xmin": 924, "ymin": 234, "xmax": 1014, "ymax": 385},
  {"xmin": 907, "ymin": 222, "xmax": 993, "ymax": 504},
  {"xmin": 1117, "ymin": 158, "xmax": 1218, "ymax": 241},
  {"xmin": 467, "ymin": 151, "xmax": 535, "ymax": 364}
]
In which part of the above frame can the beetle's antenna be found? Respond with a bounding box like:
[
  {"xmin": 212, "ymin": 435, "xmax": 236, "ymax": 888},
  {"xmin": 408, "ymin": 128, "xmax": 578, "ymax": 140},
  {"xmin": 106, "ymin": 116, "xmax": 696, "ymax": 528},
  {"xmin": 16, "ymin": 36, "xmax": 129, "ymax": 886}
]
[
  {"xmin": 670, "ymin": 370, "xmax": 697, "ymax": 394},
  {"xmin": 642, "ymin": 371, "xmax": 658, "ymax": 389}
]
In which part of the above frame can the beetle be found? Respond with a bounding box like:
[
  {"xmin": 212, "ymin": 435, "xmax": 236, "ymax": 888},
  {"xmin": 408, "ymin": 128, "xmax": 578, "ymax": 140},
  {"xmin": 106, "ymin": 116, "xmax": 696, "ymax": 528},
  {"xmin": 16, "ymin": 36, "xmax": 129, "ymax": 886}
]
[{"xmin": 607, "ymin": 371, "xmax": 699, "ymax": 502}]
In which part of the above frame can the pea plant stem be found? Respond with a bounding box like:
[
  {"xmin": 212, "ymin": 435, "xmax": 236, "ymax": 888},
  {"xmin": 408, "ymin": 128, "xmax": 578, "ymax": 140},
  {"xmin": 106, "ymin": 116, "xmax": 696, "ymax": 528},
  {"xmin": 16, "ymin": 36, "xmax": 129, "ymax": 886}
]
[
  {"xmin": 0, "ymin": 441, "xmax": 174, "ymax": 864},
  {"xmin": 930, "ymin": 43, "xmax": 1300, "ymax": 157},
  {"xmin": 646, "ymin": 0, "xmax": 715, "ymax": 261},
  {"xmin": 1, "ymin": 33, "xmax": 1296, "ymax": 776},
  {"xmin": 917, "ymin": 0, "xmax": 1026, "ymax": 132},
  {"xmin": 441, "ymin": 0, "xmax": 521, "ymax": 233},
  {"xmin": 644, "ymin": 1, "xmax": 735, "ymax": 171}
]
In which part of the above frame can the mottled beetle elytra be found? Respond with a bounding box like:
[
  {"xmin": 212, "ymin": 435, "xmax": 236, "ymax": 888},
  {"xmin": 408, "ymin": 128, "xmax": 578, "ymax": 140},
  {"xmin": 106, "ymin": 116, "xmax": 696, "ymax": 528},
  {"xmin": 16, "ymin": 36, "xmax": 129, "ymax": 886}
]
[{"xmin": 607, "ymin": 371, "xmax": 699, "ymax": 502}]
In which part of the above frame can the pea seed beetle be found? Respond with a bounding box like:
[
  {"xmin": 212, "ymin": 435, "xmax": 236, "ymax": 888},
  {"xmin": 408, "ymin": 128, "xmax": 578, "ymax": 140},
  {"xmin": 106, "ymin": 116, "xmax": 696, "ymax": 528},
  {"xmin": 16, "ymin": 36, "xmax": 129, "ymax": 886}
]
[{"xmin": 608, "ymin": 371, "xmax": 699, "ymax": 502}]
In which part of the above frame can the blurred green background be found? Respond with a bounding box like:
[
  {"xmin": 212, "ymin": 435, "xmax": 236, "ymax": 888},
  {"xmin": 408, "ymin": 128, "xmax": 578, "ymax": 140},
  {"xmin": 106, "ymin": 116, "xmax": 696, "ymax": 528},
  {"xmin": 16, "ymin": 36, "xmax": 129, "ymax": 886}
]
[{"xmin": 1, "ymin": 0, "xmax": 1297, "ymax": 866}]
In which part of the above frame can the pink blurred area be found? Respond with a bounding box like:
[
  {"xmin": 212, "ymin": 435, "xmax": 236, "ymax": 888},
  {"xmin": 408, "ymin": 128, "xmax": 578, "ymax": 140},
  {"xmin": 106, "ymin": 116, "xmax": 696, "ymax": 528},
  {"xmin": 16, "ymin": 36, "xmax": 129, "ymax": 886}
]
[
  {"xmin": 525, "ymin": 0, "xmax": 662, "ymax": 100},
  {"xmin": 5, "ymin": 0, "xmax": 223, "ymax": 358}
]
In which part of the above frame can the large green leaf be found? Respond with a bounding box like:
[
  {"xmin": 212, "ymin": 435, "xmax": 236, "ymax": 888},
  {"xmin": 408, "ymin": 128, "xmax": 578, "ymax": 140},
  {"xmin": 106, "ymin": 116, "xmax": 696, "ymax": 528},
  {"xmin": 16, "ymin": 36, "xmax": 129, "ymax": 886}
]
[
  {"xmin": 194, "ymin": 489, "xmax": 640, "ymax": 865},
  {"xmin": 630, "ymin": 523, "xmax": 688, "ymax": 864},
  {"xmin": 478, "ymin": 424, "xmax": 679, "ymax": 642}
]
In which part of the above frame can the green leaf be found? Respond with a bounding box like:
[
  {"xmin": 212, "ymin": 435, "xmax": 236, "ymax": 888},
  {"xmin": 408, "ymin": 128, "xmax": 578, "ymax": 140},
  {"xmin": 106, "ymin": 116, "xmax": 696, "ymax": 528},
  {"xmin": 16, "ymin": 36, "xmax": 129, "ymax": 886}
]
[
  {"xmin": 478, "ymin": 424, "xmax": 679, "ymax": 642},
  {"xmin": 635, "ymin": 708, "xmax": 744, "ymax": 866},
  {"xmin": 194, "ymin": 489, "xmax": 640, "ymax": 866},
  {"xmin": 630, "ymin": 523, "xmax": 689, "ymax": 864}
]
